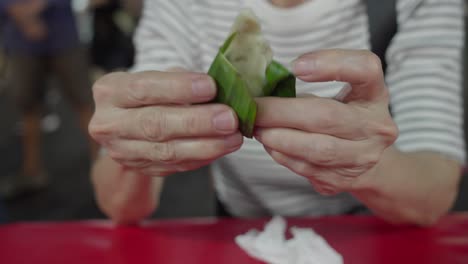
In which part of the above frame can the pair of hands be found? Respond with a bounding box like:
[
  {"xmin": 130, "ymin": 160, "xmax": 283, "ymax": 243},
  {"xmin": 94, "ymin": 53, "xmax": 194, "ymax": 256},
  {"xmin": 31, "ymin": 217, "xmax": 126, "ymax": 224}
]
[
  {"xmin": 89, "ymin": 50, "xmax": 398, "ymax": 195},
  {"xmin": 7, "ymin": 0, "xmax": 48, "ymax": 41}
]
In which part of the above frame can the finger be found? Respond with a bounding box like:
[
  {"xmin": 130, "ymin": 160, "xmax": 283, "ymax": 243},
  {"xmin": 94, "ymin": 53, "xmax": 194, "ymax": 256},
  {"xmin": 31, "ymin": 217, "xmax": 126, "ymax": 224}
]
[
  {"xmin": 137, "ymin": 159, "xmax": 214, "ymax": 177},
  {"xmin": 118, "ymin": 104, "xmax": 238, "ymax": 141},
  {"xmin": 265, "ymin": 148, "xmax": 351, "ymax": 194},
  {"xmin": 92, "ymin": 71, "xmax": 217, "ymax": 108},
  {"xmin": 166, "ymin": 67, "xmax": 189, "ymax": 72},
  {"xmin": 255, "ymin": 97, "xmax": 366, "ymax": 139},
  {"xmin": 255, "ymin": 128, "xmax": 379, "ymax": 168},
  {"xmin": 311, "ymin": 183, "xmax": 341, "ymax": 196},
  {"xmin": 292, "ymin": 49, "xmax": 386, "ymax": 102},
  {"xmin": 107, "ymin": 133, "xmax": 243, "ymax": 165}
]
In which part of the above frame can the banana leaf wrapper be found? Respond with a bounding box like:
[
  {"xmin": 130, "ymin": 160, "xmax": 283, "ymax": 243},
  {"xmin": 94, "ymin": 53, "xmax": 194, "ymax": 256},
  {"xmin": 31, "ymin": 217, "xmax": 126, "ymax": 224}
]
[{"xmin": 208, "ymin": 33, "xmax": 296, "ymax": 138}]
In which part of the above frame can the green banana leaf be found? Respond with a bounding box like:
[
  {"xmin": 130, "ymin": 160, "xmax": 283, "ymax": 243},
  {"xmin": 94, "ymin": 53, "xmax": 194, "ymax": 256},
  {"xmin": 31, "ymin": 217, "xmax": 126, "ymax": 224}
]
[{"xmin": 208, "ymin": 33, "xmax": 296, "ymax": 138}]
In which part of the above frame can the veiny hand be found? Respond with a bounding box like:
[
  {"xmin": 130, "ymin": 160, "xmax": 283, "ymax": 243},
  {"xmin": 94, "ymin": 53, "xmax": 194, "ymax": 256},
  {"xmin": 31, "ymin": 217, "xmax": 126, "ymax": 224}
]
[
  {"xmin": 89, "ymin": 71, "xmax": 243, "ymax": 177},
  {"xmin": 254, "ymin": 50, "xmax": 398, "ymax": 195}
]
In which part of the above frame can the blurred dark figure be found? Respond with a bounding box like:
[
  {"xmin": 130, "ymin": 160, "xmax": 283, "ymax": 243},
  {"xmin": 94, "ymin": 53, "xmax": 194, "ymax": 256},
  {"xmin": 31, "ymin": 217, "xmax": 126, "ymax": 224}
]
[
  {"xmin": 90, "ymin": 0, "xmax": 141, "ymax": 72},
  {"xmin": 0, "ymin": 199, "xmax": 6, "ymax": 223},
  {"xmin": 0, "ymin": 0, "xmax": 97, "ymax": 199}
]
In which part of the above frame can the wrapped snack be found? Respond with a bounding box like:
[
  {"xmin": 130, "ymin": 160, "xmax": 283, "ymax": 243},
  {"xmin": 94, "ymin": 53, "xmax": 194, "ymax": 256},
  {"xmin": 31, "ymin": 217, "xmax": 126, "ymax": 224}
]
[{"xmin": 208, "ymin": 9, "xmax": 296, "ymax": 138}]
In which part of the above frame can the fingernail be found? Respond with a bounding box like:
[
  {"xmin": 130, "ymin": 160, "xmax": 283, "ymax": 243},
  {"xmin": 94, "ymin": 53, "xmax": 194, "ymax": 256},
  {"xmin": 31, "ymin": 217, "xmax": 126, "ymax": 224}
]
[
  {"xmin": 192, "ymin": 77, "xmax": 216, "ymax": 98},
  {"xmin": 292, "ymin": 59, "xmax": 316, "ymax": 76},
  {"xmin": 224, "ymin": 133, "xmax": 242, "ymax": 149},
  {"xmin": 213, "ymin": 110, "xmax": 236, "ymax": 131}
]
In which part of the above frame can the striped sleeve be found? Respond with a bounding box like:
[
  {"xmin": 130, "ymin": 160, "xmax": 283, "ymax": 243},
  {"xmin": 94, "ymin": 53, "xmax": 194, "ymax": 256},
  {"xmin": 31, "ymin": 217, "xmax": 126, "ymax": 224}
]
[
  {"xmin": 131, "ymin": 0, "xmax": 200, "ymax": 72},
  {"xmin": 386, "ymin": 0, "xmax": 466, "ymax": 163}
]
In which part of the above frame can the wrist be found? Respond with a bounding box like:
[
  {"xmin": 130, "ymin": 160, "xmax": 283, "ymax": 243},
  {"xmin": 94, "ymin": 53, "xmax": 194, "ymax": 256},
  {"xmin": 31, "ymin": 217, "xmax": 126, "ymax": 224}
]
[{"xmin": 349, "ymin": 145, "xmax": 401, "ymax": 194}]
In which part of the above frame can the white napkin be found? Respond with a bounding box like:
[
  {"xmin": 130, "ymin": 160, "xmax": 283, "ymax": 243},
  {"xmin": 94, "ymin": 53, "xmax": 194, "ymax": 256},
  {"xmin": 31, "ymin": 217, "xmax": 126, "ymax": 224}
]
[{"xmin": 235, "ymin": 216, "xmax": 343, "ymax": 264}]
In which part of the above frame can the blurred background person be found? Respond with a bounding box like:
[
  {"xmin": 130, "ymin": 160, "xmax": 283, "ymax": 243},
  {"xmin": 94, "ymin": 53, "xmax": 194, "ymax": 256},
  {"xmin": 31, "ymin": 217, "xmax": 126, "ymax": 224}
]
[
  {"xmin": 0, "ymin": 0, "xmax": 97, "ymax": 199},
  {"xmin": 89, "ymin": 0, "xmax": 140, "ymax": 80},
  {"xmin": 0, "ymin": 199, "xmax": 7, "ymax": 223}
]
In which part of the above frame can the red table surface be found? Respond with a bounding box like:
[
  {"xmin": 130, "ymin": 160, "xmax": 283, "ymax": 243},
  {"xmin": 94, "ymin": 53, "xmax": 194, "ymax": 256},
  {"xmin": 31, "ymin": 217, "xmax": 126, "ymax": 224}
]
[{"xmin": 1, "ymin": 214, "xmax": 468, "ymax": 264}]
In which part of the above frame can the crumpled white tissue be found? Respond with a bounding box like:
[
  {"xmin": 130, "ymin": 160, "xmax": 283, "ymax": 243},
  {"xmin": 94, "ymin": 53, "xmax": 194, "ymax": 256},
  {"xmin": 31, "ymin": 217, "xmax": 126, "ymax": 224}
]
[{"xmin": 235, "ymin": 216, "xmax": 343, "ymax": 264}]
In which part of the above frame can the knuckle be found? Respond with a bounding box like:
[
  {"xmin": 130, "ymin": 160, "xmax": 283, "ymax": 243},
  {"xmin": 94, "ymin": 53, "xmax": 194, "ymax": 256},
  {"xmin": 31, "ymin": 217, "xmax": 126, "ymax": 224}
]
[
  {"xmin": 153, "ymin": 142, "xmax": 178, "ymax": 164},
  {"xmin": 88, "ymin": 117, "xmax": 117, "ymax": 142},
  {"xmin": 183, "ymin": 112, "xmax": 202, "ymax": 135},
  {"xmin": 87, "ymin": 116, "xmax": 100, "ymax": 138},
  {"xmin": 310, "ymin": 178, "xmax": 336, "ymax": 195},
  {"xmin": 383, "ymin": 121, "xmax": 399, "ymax": 144},
  {"xmin": 107, "ymin": 148, "xmax": 126, "ymax": 161},
  {"xmin": 372, "ymin": 118, "xmax": 399, "ymax": 145},
  {"xmin": 294, "ymin": 161, "xmax": 313, "ymax": 177},
  {"xmin": 127, "ymin": 77, "xmax": 151, "ymax": 103},
  {"xmin": 93, "ymin": 72, "xmax": 127, "ymax": 102},
  {"xmin": 359, "ymin": 151, "xmax": 381, "ymax": 168},
  {"xmin": 317, "ymin": 185, "xmax": 339, "ymax": 196},
  {"xmin": 269, "ymin": 150, "xmax": 296, "ymax": 170},
  {"xmin": 139, "ymin": 110, "xmax": 167, "ymax": 142},
  {"xmin": 122, "ymin": 159, "xmax": 152, "ymax": 169},
  {"xmin": 92, "ymin": 82, "xmax": 111, "ymax": 103},
  {"xmin": 312, "ymin": 140, "xmax": 338, "ymax": 165}
]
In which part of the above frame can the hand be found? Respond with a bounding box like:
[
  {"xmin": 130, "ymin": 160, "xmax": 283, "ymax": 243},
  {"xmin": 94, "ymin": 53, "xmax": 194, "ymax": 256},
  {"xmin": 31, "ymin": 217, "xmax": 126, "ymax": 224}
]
[
  {"xmin": 7, "ymin": 0, "xmax": 47, "ymax": 41},
  {"xmin": 254, "ymin": 50, "xmax": 398, "ymax": 195},
  {"xmin": 20, "ymin": 21, "xmax": 47, "ymax": 41},
  {"xmin": 89, "ymin": 71, "xmax": 243, "ymax": 177}
]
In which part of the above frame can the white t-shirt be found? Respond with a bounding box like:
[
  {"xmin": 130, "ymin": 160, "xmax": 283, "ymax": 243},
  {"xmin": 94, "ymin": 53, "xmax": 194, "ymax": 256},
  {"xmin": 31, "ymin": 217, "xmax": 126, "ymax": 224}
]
[{"xmin": 132, "ymin": 0, "xmax": 466, "ymax": 217}]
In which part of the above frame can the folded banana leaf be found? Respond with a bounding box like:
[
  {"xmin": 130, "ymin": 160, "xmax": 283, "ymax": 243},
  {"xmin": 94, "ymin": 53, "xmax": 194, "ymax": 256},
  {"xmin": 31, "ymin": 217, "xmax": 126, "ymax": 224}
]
[{"xmin": 208, "ymin": 11, "xmax": 296, "ymax": 138}]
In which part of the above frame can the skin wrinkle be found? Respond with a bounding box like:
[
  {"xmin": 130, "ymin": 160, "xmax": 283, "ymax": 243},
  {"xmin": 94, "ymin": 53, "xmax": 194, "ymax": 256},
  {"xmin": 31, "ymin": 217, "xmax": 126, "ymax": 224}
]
[
  {"xmin": 258, "ymin": 126, "xmax": 374, "ymax": 168},
  {"xmin": 256, "ymin": 97, "xmax": 369, "ymax": 141},
  {"xmin": 268, "ymin": 148, "xmax": 352, "ymax": 195}
]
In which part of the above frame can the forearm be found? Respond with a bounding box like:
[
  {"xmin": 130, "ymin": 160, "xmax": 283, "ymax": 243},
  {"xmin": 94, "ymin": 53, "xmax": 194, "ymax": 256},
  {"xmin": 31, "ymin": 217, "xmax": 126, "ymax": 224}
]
[
  {"xmin": 91, "ymin": 154, "xmax": 164, "ymax": 225},
  {"xmin": 352, "ymin": 146, "xmax": 462, "ymax": 226}
]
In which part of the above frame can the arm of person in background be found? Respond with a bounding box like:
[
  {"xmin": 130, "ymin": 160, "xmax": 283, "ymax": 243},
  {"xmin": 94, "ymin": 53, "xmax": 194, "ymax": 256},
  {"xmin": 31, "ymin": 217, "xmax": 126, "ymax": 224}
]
[
  {"xmin": 0, "ymin": 0, "xmax": 14, "ymax": 14},
  {"xmin": 0, "ymin": 1, "xmax": 8, "ymax": 25},
  {"xmin": 1, "ymin": 0, "xmax": 48, "ymax": 41},
  {"xmin": 254, "ymin": 0, "xmax": 465, "ymax": 226},
  {"xmin": 119, "ymin": 0, "xmax": 142, "ymax": 19}
]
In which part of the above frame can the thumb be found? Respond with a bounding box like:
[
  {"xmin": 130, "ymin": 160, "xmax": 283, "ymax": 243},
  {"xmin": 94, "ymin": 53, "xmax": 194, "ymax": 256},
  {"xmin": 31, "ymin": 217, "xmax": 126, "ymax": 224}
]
[{"xmin": 292, "ymin": 49, "xmax": 386, "ymax": 103}]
